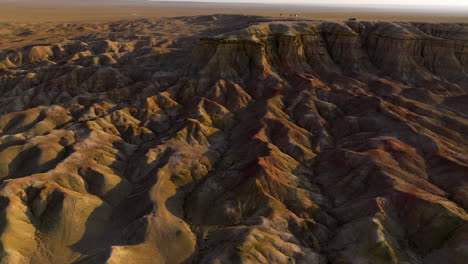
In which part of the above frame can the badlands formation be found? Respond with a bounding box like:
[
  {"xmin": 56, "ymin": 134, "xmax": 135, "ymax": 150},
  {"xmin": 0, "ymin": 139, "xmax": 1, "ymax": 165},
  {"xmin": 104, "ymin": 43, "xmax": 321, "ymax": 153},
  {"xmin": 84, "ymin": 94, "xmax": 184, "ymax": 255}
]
[{"xmin": 0, "ymin": 15, "xmax": 467, "ymax": 264}]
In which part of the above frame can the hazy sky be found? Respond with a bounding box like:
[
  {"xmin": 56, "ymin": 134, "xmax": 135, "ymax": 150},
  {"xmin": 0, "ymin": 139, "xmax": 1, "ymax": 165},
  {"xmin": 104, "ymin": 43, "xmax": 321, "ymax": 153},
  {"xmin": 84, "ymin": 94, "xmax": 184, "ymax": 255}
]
[{"xmin": 157, "ymin": 0, "xmax": 468, "ymax": 8}]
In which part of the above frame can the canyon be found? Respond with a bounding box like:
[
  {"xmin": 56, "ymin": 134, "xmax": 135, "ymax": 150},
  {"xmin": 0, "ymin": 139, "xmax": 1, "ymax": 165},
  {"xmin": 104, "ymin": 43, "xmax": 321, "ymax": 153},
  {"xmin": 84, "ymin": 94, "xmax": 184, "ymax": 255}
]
[{"xmin": 0, "ymin": 15, "xmax": 467, "ymax": 264}]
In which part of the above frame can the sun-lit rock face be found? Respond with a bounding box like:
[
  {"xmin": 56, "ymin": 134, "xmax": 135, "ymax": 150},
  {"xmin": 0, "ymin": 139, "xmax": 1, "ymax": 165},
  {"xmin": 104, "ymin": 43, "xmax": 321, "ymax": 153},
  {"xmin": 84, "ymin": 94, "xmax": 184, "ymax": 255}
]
[{"xmin": 0, "ymin": 15, "xmax": 466, "ymax": 264}]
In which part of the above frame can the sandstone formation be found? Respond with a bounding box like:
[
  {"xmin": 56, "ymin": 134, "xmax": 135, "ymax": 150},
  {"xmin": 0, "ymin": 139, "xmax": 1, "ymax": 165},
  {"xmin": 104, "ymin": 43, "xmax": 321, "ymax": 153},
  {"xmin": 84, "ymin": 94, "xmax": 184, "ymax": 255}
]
[{"xmin": 0, "ymin": 15, "xmax": 467, "ymax": 264}]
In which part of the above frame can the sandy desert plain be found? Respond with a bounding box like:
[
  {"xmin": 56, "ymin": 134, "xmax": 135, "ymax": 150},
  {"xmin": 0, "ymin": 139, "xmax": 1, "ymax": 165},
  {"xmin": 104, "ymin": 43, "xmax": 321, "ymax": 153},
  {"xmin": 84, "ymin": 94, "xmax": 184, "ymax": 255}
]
[
  {"xmin": 0, "ymin": 0, "xmax": 468, "ymax": 23},
  {"xmin": 0, "ymin": 0, "xmax": 467, "ymax": 264}
]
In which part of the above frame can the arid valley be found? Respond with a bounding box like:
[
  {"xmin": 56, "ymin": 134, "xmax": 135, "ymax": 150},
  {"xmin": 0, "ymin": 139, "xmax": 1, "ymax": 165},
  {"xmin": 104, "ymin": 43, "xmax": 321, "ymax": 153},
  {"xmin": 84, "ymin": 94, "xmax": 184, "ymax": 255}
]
[{"xmin": 0, "ymin": 1, "xmax": 467, "ymax": 263}]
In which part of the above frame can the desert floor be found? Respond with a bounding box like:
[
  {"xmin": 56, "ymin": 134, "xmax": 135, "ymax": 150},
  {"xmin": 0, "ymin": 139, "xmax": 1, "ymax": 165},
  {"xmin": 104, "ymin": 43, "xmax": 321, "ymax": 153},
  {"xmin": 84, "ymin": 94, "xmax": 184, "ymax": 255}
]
[
  {"xmin": 0, "ymin": 1, "xmax": 466, "ymax": 23},
  {"xmin": 1, "ymin": 1, "xmax": 466, "ymax": 50}
]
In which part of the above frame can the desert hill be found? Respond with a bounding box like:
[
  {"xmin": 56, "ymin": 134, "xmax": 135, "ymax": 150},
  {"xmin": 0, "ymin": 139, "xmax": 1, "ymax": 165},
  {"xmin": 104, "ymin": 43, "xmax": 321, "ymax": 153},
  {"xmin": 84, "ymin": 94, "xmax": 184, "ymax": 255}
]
[{"xmin": 0, "ymin": 15, "xmax": 467, "ymax": 264}]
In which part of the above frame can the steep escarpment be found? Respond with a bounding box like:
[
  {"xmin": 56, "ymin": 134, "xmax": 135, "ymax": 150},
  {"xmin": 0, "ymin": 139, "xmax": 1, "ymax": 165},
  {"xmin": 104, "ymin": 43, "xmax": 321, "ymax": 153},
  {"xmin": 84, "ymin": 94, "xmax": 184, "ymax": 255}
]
[{"xmin": 0, "ymin": 16, "xmax": 466, "ymax": 264}]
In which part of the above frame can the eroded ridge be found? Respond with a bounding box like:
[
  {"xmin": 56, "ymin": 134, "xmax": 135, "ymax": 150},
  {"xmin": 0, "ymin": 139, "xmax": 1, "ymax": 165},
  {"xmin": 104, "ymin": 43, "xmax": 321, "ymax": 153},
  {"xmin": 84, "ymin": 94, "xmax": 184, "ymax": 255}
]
[{"xmin": 0, "ymin": 16, "xmax": 467, "ymax": 264}]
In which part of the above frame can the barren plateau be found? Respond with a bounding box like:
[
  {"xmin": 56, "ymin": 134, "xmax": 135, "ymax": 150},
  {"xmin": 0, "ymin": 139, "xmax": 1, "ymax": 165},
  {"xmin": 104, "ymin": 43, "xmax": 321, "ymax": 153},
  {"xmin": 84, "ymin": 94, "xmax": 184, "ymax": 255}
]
[{"xmin": 0, "ymin": 11, "xmax": 467, "ymax": 264}]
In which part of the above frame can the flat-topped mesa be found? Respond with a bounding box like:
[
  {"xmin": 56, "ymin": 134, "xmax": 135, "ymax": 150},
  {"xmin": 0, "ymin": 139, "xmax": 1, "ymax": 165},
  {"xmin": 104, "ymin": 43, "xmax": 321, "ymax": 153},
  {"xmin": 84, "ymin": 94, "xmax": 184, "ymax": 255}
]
[
  {"xmin": 194, "ymin": 37, "xmax": 268, "ymax": 79},
  {"xmin": 192, "ymin": 21, "xmax": 468, "ymax": 94}
]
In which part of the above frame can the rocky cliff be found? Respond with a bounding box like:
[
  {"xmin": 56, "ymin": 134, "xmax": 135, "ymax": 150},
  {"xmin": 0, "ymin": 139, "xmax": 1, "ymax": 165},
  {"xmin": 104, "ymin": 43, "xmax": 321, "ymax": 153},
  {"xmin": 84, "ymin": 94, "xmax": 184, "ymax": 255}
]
[{"xmin": 0, "ymin": 15, "xmax": 466, "ymax": 264}]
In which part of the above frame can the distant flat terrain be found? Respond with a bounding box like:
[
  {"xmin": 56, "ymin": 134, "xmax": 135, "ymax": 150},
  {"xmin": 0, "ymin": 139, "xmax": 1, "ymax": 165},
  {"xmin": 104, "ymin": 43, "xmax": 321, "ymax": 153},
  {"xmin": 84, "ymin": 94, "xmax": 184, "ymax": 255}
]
[{"xmin": 0, "ymin": 1, "xmax": 467, "ymax": 23}]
